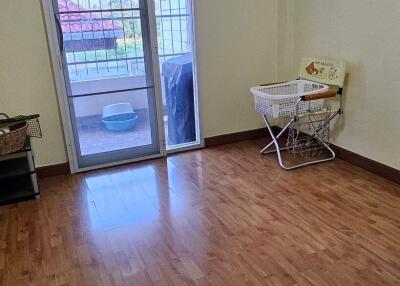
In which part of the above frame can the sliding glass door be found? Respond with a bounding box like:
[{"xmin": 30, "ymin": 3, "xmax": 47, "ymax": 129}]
[
  {"xmin": 52, "ymin": 0, "xmax": 164, "ymax": 170},
  {"xmin": 45, "ymin": 0, "xmax": 201, "ymax": 172}
]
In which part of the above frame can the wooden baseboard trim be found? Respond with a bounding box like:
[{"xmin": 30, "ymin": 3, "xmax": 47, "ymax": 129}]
[
  {"xmin": 36, "ymin": 128, "xmax": 266, "ymax": 179},
  {"xmin": 204, "ymin": 128, "xmax": 267, "ymax": 147},
  {"xmin": 37, "ymin": 128, "xmax": 399, "ymax": 184},
  {"xmin": 204, "ymin": 126, "xmax": 400, "ymax": 185},
  {"xmin": 330, "ymin": 144, "xmax": 400, "ymax": 185},
  {"xmin": 37, "ymin": 162, "xmax": 70, "ymax": 178}
]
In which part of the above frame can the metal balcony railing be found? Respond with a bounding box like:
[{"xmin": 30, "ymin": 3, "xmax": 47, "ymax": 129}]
[{"xmin": 58, "ymin": 0, "xmax": 192, "ymax": 81}]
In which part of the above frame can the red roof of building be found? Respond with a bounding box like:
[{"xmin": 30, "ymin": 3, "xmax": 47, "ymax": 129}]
[{"xmin": 59, "ymin": 0, "xmax": 123, "ymax": 34}]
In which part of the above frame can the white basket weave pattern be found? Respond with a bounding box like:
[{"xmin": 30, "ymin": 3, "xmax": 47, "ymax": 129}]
[{"xmin": 252, "ymin": 81, "xmax": 326, "ymax": 118}]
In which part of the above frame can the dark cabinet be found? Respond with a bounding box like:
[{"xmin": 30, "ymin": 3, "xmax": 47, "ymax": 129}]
[{"xmin": 0, "ymin": 140, "xmax": 40, "ymax": 205}]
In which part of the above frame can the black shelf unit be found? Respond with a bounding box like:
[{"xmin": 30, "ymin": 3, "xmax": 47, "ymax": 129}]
[{"xmin": 0, "ymin": 139, "xmax": 40, "ymax": 206}]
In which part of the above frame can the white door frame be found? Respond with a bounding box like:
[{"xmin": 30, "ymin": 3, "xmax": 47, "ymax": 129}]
[
  {"xmin": 42, "ymin": 0, "xmax": 166, "ymax": 173},
  {"xmin": 42, "ymin": 0, "xmax": 80, "ymax": 173},
  {"xmin": 41, "ymin": 0, "xmax": 203, "ymax": 172}
]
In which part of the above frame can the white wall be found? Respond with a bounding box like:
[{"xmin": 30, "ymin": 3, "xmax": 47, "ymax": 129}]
[
  {"xmin": 8, "ymin": 0, "xmax": 398, "ymax": 171},
  {"xmin": 72, "ymin": 76, "xmax": 149, "ymax": 117},
  {"xmin": 194, "ymin": 0, "xmax": 278, "ymax": 137},
  {"xmin": 277, "ymin": 0, "xmax": 295, "ymax": 81},
  {"xmin": 0, "ymin": 0, "xmax": 67, "ymax": 167},
  {"xmin": 278, "ymin": 0, "xmax": 400, "ymax": 170},
  {"xmin": 0, "ymin": 0, "xmax": 279, "ymax": 167}
]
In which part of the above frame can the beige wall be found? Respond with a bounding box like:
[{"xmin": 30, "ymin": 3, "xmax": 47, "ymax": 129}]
[
  {"xmin": 278, "ymin": 0, "xmax": 400, "ymax": 169},
  {"xmin": 0, "ymin": 0, "xmax": 278, "ymax": 167},
  {"xmin": 0, "ymin": 0, "xmax": 68, "ymax": 167},
  {"xmin": 194, "ymin": 0, "xmax": 277, "ymax": 137},
  {"xmin": 277, "ymin": 0, "xmax": 294, "ymax": 81},
  {"xmin": 3, "ymin": 0, "xmax": 398, "ymax": 170}
]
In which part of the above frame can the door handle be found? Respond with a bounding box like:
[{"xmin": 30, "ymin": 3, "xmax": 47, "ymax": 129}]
[{"xmin": 54, "ymin": 13, "xmax": 64, "ymax": 52}]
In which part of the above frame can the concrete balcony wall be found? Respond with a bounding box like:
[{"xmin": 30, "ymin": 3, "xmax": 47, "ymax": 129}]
[{"xmin": 71, "ymin": 75, "xmax": 166, "ymax": 118}]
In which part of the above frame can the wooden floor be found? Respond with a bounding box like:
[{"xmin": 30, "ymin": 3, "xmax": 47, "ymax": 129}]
[{"xmin": 1, "ymin": 139, "xmax": 400, "ymax": 286}]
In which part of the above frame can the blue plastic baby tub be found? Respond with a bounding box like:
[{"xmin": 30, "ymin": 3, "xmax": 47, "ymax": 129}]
[{"xmin": 102, "ymin": 103, "xmax": 138, "ymax": 131}]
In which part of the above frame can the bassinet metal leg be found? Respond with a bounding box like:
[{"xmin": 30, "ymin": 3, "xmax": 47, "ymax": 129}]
[
  {"xmin": 261, "ymin": 115, "xmax": 293, "ymax": 170},
  {"xmin": 261, "ymin": 115, "xmax": 294, "ymax": 155},
  {"xmin": 261, "ymin": 115, "xmax": 336, "ymax": 170}
]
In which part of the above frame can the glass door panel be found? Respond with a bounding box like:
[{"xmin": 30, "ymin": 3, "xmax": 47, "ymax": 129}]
[
  {"xmin": 154, "ymin": 0, "xmax": 200, "ymax": 149},
  {"xmin": 71, "ymin": 90, "xmax": 152, "ymax": 156},
  {"xmin": 53, "ymin": 0, "xmax": 163, "ymax": 169}
]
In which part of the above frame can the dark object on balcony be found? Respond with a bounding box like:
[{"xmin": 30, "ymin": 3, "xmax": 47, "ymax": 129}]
[{"xmin": 162, "ymin": 54, "xmax": 196, "ymax": 145}]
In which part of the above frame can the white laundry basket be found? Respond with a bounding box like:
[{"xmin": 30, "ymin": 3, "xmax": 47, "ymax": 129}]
[{"xmin": 251, "ymin": 80, "xmax": 328, "ymax": 118}]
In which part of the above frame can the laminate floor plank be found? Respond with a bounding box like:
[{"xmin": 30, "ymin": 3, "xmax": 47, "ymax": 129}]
[{"xmin": 0, "ymin": 139, "xmax": 399, "ymax": 285}]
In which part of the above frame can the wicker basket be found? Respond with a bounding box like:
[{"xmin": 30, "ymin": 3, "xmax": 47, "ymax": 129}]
[{"xmin": 0, "ymin": 122, "xmax": 28, "ymax": 156}]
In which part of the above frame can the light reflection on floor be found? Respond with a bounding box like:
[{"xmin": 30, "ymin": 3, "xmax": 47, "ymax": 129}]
[{"xmin": 84, "ymin": 157, "xmax": 204, "ymax": 232}]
